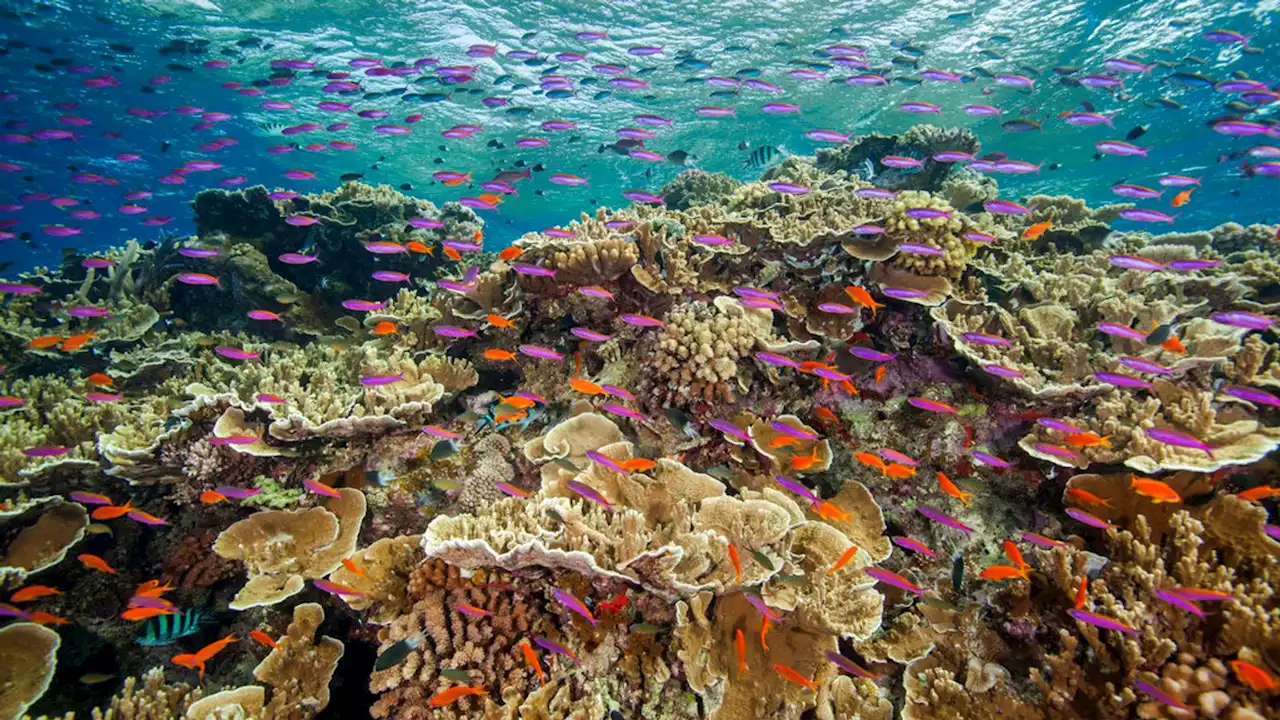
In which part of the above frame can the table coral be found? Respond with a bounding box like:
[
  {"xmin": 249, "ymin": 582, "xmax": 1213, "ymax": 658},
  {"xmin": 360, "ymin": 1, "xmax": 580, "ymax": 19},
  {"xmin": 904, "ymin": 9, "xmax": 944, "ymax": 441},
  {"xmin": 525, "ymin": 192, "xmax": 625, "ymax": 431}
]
[
  {"xmin": 252, "ymin": 602, "xmax": 345, "ymax": 717},
  {"xmin": 0, "ymin": 622, "xmax": 60, "ymax": 719}
]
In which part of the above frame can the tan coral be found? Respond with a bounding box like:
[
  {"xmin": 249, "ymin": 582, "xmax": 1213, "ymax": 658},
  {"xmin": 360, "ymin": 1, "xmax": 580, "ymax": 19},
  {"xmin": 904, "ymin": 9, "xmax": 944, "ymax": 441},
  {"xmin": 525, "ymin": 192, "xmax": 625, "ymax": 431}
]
[
  {"xmin": 185, "ymin": 685, "xmax": 266, "ymax": 720},
  {"xmin": 253, "ymin": 602, "xmax": 345, "ymax": 717},
  {"xmin": 0, "ymin": 622, "xmax": 59, "ymax": 719},
  {"xmin": 0, "ymin": 501, "xmax": 88, "ymax": 581},
  {"xmin": 327, "ymin": 534, "xmax": 424, "ymax": 624},
  {"xmin": 213, "ymin": 488, "xmax": 366, "ymax": 610}
]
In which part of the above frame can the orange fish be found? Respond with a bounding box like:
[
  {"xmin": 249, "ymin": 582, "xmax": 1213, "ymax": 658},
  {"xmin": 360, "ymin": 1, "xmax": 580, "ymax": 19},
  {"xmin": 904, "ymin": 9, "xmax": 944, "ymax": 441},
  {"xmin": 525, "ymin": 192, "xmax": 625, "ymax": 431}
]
[
  {"xmin": 1065, "ymin": 488, "xmax": 1112, "ymax": 507},
  {"xmin": 1002, "ymin": 539, "xmax": 1028, "ymax": 570},
  {"xmin": 486, "ymin": 313, "xmax": 516, "ymax": 329},
  {"xmin": 839, "ymin": 379, "xmax": 859, "ymax": 397},
  {"xmin": 1074, "ymin": 576, "xmax": 1087, "ymax": 610},
  {"xmin": 429, "ymin": 685, "xmax": 488, "ymax": 708},
  {"xmin": 86, "ymin": 372, "xmax": 113, "ymax": 386},
  {"xmin": 499, "ymin": 246, "xmax": 524, "ymax": 261},
  {"xmin": 1129, "ymin": 475, "xmax": 1182, "ymax": 504},
  {"xmin": 1230, "ymin": 660, "xmax": 1278, "ymax": 692},
  {"xmin": 493, "ymin": 408, "xmax": 527, "ymax": 424},
  {"xmin": 1237, "ymin": 485, "xmax": 1280, "ymax": 502},
  {"xmin": 884, "ymin": 463, "xmax": 915, "ymax": 479},
  {"xmin": 619, "ymin": 457, "xmax": 656, "ymax": 473},
  {"xmin": 122, "ymin": 606, "xmax": 176, "ymax": 621},
  {"xmin": 10, "ymin": 585, "xmax": 61, "ymax": 603},
  {"xmin": 520, "ymin": 640, "xmax": 545, "ymax": 686},
  {"xmin": 28, "ymin": 611, "xmax": 71, "ymax": 626},
  {"xmin": 936, "ymin": 472, "xmax": 974, "ymax": 506},
  {"xmin": 1022, "ymin": 219, "xmax": 1053, "ymax": 240},
  {"xmin": 473, "ymin": 230, "xmax": 483, "ymax": 241},
  {"xmin": 844, "ymin": 286, "xmax": 884, "ymax": 317},
  {"xmin": 441, "ymin": 173, "xmax": 470, "ymax": 186},
  {"xmin": 791, "ymin": 446, "xmax": 821, "ymax": 472},
  {"xmin": 443, "ymin": 245, "xmax": 462, "ymax": 262},
  {"xmin": 773, "ymin": 664, "xmax": 817, "ymax": 692},
  {"xmin": 568, "ymin": 377, "xmax": 605, "ymax": 395},
  {"xmin": 1162, "ymin": 335, "xmax": 1186, "ymax": 354},
  {"xmin": 979, "ymin": 565, "xmax": 1028, "ymax": 582},
  {"xmin": 769, "ymin": 435, "xmax": 801, "ymax": 449},
  {"xmin": 760, "ymin": 617, "xmax": 771, "ymax": 653},
  {"xmin": 1171, "ymin": 188, "xmax": 1193, "ymax": 208},
  {"xmin": 342, "ymin": 557, "xmax": 366, "ymax": 577},
  {"xmin": 134, "ymin": 580, "xmax": 174, "ymax": 598},
  {"xmin": 250, "ymin": 629, "xmax": 279, "ymax": 650},
  {"xmin": 91, "ymin": 500, "xmax": 135, "ymax": 520},
  {"xmin": 406, "ymin": 240, "xmax": 433, "ymax": 255},
  {"xmin": 477, "ymin": 193, "xmax": 503, "ymax": 206},
  {"xmin": 482, "ymin": 348, "xmax": 517, "ymax": 362},
  {"xmin": 26, "ymin": 335, "xmax": 64, "ymax": 350},
  {"xmin": 828, "ymin": 545, "xmax": 859, "ymax": 575},
  {"xmin": 875, "ymin": 365, "xmax": 887, "ymax": 385},
  {"xmin": 195, "ymin": 633, "xmax": 238, "ymax": 663},
  {"xmin": 735, "ymin": 628, "xmax": 748, "ymax": 677},
  {"xmin": 501, "ymin": 396, "xmax": 536, "ymax": 410},
  {"xmin": 199, "ymin": 489, "xmax": 227, "ymax": 505},
  {"xmin": 814, "ymin": 501, "xmax": 851, "ymax": 524},
  {"xmin": 814, "ymin": 406, "xmax": 839, "ymax": 426},
  {"xmin": 128, "ymin": 510, "xmax": 166, "ymax": 526},
  {"xmin": 60, "ymin": 332, "xmax": 95, "ymax": 352},
  {"xmin": 854, "ymin": 452, "xmax": 887, "ymax": 473},
  {"xmin": 77, "ymin": 553, "xmax": 116, "ymax": 574},
  {"xmin": 1065, "ymin": 432, "xmax": 1111, "ymax": 449},
  {"xmin": 371, "ymin": 321, "xmax": 398, "ymax": 336},
  {"xmin": 728, "ymin": 543, "xmax": 742, "ymax": 583}
]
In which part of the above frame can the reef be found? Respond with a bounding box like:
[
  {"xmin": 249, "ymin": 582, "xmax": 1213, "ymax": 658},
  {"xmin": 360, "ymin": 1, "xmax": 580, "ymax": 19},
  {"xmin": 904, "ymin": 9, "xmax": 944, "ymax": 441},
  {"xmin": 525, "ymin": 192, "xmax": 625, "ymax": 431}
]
[{"xmin": 2, "ymin": 136, "xmax": 1278, "ymax": 720}]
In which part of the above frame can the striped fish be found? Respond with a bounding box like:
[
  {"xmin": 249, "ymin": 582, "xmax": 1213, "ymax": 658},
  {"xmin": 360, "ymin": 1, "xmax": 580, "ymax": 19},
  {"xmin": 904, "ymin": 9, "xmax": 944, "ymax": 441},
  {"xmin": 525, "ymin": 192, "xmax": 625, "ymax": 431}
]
[
  {"xmin": 135, "ymin": 608, "xmax": 206, "ymax": 647},
  {"xmin": 743, "ymin": 145, "xmax": 783, "ymax": 169}
]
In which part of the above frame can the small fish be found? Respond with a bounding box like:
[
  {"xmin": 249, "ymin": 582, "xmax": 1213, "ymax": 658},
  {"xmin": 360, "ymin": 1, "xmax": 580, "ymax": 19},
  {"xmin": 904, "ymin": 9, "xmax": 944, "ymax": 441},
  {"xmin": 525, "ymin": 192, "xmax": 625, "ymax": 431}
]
[
  {"xmin": 304, "ymin": 479, "xmax": 342, "ymax": 498},
  {"xmin": 1230, "ymin": 660, "xmax": 1278, "ymax": 692},
  {"xmin": 429, "ymin": 685, "xmax": 488, "ymax": 708},
  {"xmin": 773, "ymin": 664, "xmax": 817, "ymax": 692},
  {"xmin": 439, "ymin": 669, "xmax": 473, "ymax": 682},
  {"xmin": 374, "ymin": 632, "xmax": 423, "ymax": 672},
  {"xmin": 1067, "ymin": 608, "xmax": 1138, "ymax": 635},
  {"xmin": 250, "ymin": 629, "xmax": 279, "ymax": 650},
  {"xmin": 78, "ymin": 673, "xmax": 116, "ymax": 685},
  {"xmin": 10, "ymin": 585, "xmax": 61, "ymax": 603},
  {"xmin": 980, "ymin": 565, "xmax": 1029, "ymax": 581},
  {"xmin": 728, "ymin": 544, "xmax": 742, "ymax": 583},
  {"xmin": 454, "ymin": 603, "xmax": 492, "ymax": 617},
  {"xmin": 534, "ymin": 636, "xmax": 579, "ymax": 663},
  {"xmin": 735, "ymin": 628, "xmax": 748, "ymax": 677},
  {"xmin": 863, "ymin": 566, "xmax": 925, "ymax": 597},
  {"xmin": 78, "ymin": 553, "xmax": 116, "ymax": 574},
  {"xmin": 1130, "ymin": 475, "xmax": 1182, "ymax": 503},
  {"xmin": 520, "ymin": 640, "xmax": 545, "ymax": 685},
  {"xmin": 936, "ymin": 472, "xmax": 974, "ymax": 505},
  {"xmin": 313, "ymin": 578, "xmax": 363, "ymax": 597},
  {"xmin": 553, "ymin": 589, "xmax": 597, "ymax": 626}
]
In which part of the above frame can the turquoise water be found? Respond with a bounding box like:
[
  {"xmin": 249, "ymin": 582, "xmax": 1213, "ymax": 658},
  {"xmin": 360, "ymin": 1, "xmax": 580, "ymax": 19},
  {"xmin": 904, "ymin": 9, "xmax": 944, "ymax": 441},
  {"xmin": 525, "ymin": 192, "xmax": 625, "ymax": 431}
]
[{"xmin": 0, "ymin": 0, "xmax": 1275, "ymax": 270}]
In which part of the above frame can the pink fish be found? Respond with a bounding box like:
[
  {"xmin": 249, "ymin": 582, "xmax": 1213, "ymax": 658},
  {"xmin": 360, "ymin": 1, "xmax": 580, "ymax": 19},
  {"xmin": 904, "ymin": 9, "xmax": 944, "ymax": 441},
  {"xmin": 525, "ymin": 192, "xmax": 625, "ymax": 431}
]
[
  {"xmin": 709, "ymin": 419, "xmax": 751, "ymax": 442},
  {"xmin": 862, "ymin": 567, "xmax": 925, "ymax": 597},
  {"xmin": 601, "ymin": 403, "xmax": 642, "ymax": 420},
  {"xmin": 278, "ymin": 253, "xmax": 319, "ymax": 265},
  {"xmin": 566, "ymin": 479, "xmax": 612, "ymax": 509},
  {"xmin": 85, "ymin": 392, "xmax": 122, "ymax": 403},
  {"xmin": 70, "ymin": 491, "xmax": 114, "ymax": 506},
  {"xmin": 518, "ymin": 344, "xmax": 563, "ymax": 361},
  {"xmin": 421, "ymin": 425, "xmax": 461, "ymax": 439},
  {"xmin": 534, "ymin": 636, "xmax": 578, "ymax": 664},
  {"xmin": 313, "ymin": 578, "xmax": 363, "ymax": 597},
  {"xmin": 907, "ymin": 397, "xmax": 956, "ymax": 414},
  {"xmin": 24, "ymin": 446, "xmax": 70, "ymax": 457},
  {"xmin": 453, "ymin": 603, "xmax": 492, "ymax": 617},
  {"xmin": 1065, "ymin": 507, "xmax": 1115, "ymax": 530},
  {"xmin": 342, "ymin": 299, "xmax": 385, "ymax": 312},
  {"xmin": 553, "ymin": 589, "xmax": 597, "ymax": 626},
  {"xmin": 303, "ymin": 479, "xmax": 342, "ymax": 498},
  {"xmin": 215, "ymin": 487, "xmax": 263, "ymax": 500},
  {"xmin": 246, "ymin": 310, "xmax": 281, "ymax": 321},
  {"xmin": 127, "ymin": 510, "xmax": 167, "ymax": 526},
  {"xmin": 891, "ymin": 535, "xmax": 936, "ymax": 558},
  {"xmin": 214, "ymin": 346, "xmax": 260, "ymax": 361},
  {"xmin": 360, "ymin": 374, "xmax": 404, "ymax": 386},
  {"xmin": 1067, "ymin": 608, "xmax": 1137, "ymax": 635},
  {"xmin": 744, "ymin": 592, "xmax": 784, "ymax": 622},
  {"xmin": 917, "ymin": 506, "xmax": 973, "ymax": 536}
]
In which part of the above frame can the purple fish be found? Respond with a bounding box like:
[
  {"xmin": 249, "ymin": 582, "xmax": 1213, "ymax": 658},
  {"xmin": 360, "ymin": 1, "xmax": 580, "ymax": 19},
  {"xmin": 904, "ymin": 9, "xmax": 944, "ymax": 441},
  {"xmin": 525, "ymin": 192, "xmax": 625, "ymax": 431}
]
[
  {"xmin": 849, "ymin": 347, "xmax": 896, "ymax": 362},
  {"xmin": 23, "ymin": 446, "xmax": 70, "ymax": 458},
  {"xmin": 1034, "ymin": 443, "xmax": 1080, "ymax": 462},
  {"xmin": 1221, "ymin": 385, "xmax": 1280, "ymax": 408},
  {"xmin": 1119, "ymin": 209, "xmax": 1177, "ymax": 224},
  {"xmin": 278, "ymin": 253, "xmax": 319, "ymax": 265},
  {"xmin": 570, "ymin": 327, "xmax": 612, "ymax": 343},
  {"xmin": 566, "ymin": 479, "xmax": 613, "ymax": 509},
  {"xmin": 899, "ymin": 102, "xmax": 942, "ymax": 114},
  {"xmin": 897, "ymin": 242, "xmax": 943, "ymax": 256},
  {"xmin": 891, "ymin": 535, "xmax": 936, "ymax": 558},
  {"xmin": 882, "ymin": 287, "xmax": 929, "ymax": 300},
  {"xmin": 512, "ymin": 263, "xmax": 557, "ymax": 278},
  {"xmin": 775, "ymin": 475, "xmax": 819, "ymax": 505},
  {"xmin": 877, "ymin": 449, "xmax": 917, "ymax": 466},
  {"xmin": 768, "ymin": 182, "xmax": 810, "ymax": 196},
  {"xmin": 1110, "ymin": 183, "xmax": 1162, "ymax": 199},
  {"xmin": 934, "ymin": 150, "xmax": 975, "ymax": 162},
  {"xmin": 905, "ymin": 207, "xmax": 951, "ymax": 220},
  {"xmin": 519, "ymin": 344, "xmax": 563, "ymax": 361},
  {"xmin": 1153, "ymin": 589, "xmax": 1205, "ymax": 618},
  {"xmin": 734, "ymin": 286, "xmax": 780, "ymax": 300},
  {"xmin": 585, "ymin": 449, "xmax": 627, "ymax": 474},
  {"xmin": 1116, "ymin": 356, "xmax": 1171, "ymax": 375},
  {"xmin": 1067, "ymin": 608, "xmax": 1136, "ymax": 635},
  {"xmin": 215, "ymin": 346, "xmax": 259, "ymax": 361},
  {"xmin": 1167, "ymin": 587, "xmax": 1236, "ymax": 603},
  {"xmin": 1210, "ymin": 311, "xmax": 1274, "ymax": 330},
  {"xmin": 971, "ymin": 450, "xmax": 1013, "ymax": 468},
  {"xmin": 1095, "ymin": 322, "xmax": 1147, "ymax": 341},
  {"xmin": 862, "ymin": 566, "xmax": 925, "ymax": 597},
  {"xmin": 709, "ymin": 419, "xmax": 750, "ymax": 442},
  {"xmin": 1109, "ymin": 254, "xmax": 1164, "ymax": 272},
  {"xmin": 853, "ymin": 224, "xmax": 885, "ymax": 235},
  {"xmin": 818, "ymin": 302, "xmax": 857, "ymax": 314},
  {"xmin": 1134, "ymin": 680, "xmax": 1192, "ymax": 713},
  {"xmin": 960, "ymin": 332, "xmax": 1010, "ymax": 347},
  {"xmin": 69, "ymin": 491, "xmax": 113, "ymax": 505},
  {"xmin": 743, "ymin": 592, "xmax": 784, "ymax": 622},
  {"xmin": 601, "ymin": 403, "xmax": 642, "ymax": 420},
  {"xmin": 855, "ymin": 188, "xmax": 898, "ymax": 200},
  {"xmin": 553, "ymin": 589, "xmax": 597, "ymax": 626},
  {"xmin": 620, "ymin": 314, "xmax": 663, "ymax": 328},
  {"xmin": 982, "ymin": 364, "xmax": 1025, "ymax": 380},
  {"xmin": 1164, "ymin": 259, "xmax": 1222, "ymax": 271},
  {"xmin": 360, "ymin": 374, "xmax": 404, "ymax": 386},
  {"xmin": 917, "ymin": 506, "xmax": 973, "ymax": 536},
  {"xmin": 1095, "ymin": 140, "xmax": 1149, "ymax": 157},
  {"xmin": 770, "ymin": 421, "xmax": 819, "ymax": 441},
  {"xmin": 908, "ymin": 397, "xmax": 956, "ymax": 414},
  {"xmin": 826, "ymin": 651, "xmax": 879, "ymax": 680},
  {"xmin": 1019, "ymin": 531, "xmax": 1065, "ymax": 549},
  {"xmin": 983, "ymin": 199, "xmax": 1029, "ymax": 215},
  {"xmin": 66, "ymin": 306, "xmax": 111, "ymax": 318},
  {"xmin": 622, "ymin": 189, "xmax": 664, "ymax": 204},
  {"xmin": 1144, "ymin": 427, "xmax": 1214, "ymax": 457},
  {"xmin": 215, "ymin": 487, "xmax": 262, "ymax": 500},
  {"xmin": 805, "ymin": 129, "xmax": 849, "ymax": 143},
  {"xmin": 1065, "ymin": 507, "xmax": 1115, "ymax": 530},
  {"xmin": 432, "ymin": 325, "xmax": 477, "ymax": 339},
  {"xmin": 692, "ymin": 234, "xmax": 734, "ymax": 247},
  {"xmin": 1094, "ymin": 371, "xmax": 1154, "ymax": 390},
  {"xmin": 601, "ymin": 385, "xmax": 634, "ymax": 402},
  {"xmin": 342, "ymin": 299, "xmax": 385, "ymax": 312},
  {"xmin": 533, "ymin": 636, "xmax": 579, "ymax": 664},
  {"xmin": 755, "ymin": 351, "xmax": 800, "ymax": 369}
]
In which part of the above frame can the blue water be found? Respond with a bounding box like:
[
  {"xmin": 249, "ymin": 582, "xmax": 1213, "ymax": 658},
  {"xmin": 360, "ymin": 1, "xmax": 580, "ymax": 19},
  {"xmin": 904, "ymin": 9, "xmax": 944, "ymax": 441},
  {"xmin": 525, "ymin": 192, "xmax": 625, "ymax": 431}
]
[{"xmin": 0, "ymin": 0, "xmax": 1275, "ymax": 272}]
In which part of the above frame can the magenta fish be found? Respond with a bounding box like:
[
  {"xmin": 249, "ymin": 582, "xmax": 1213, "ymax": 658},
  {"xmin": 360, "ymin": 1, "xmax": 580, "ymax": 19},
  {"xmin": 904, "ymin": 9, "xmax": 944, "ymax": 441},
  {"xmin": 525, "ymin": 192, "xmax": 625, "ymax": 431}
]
[
  {"xmin": 570, "ymin": 327, "xmax": 612, "ymax": 343},
  {"xmin": 215, "ymin": 346, "xmax": 260, "ymax": 361},
  {"xmin": 534, "ymin": 636, "xmax": 578, "ymax": 664},
  {"xmin": 1134, "ymin": 680, "xmax": 1192, "ymax": 713},
  {"xmin": 1093, "ymin": 372, "xmax": 1153, "ymax": 390},
  {"xmin": 862, "ymin": 567, "xmax": 925, "ymax": 597},
  {"xmin": 360, "ymin": 374, "xmax": 404, "ymax": 386},
  {"xmin": 770, "ymin": 421, "xmax": 819, "ymax": 441},
  {"xmin": 1116, "ymin": 356, "xmax": 1171, "ymax": 375},
  {"xmin": 891, "ymin": 535, "xmax": 936, "ymax": 558},
  {"xmin": 960, "ymin": 332, "xmax": 1009, "ymax": 347},
  {"xmin": 215, "ymin": 487, "xmax": 263, "ymax": 499},
  {"xmin": 1108, "ymin": 254, "xmax": 1164, "ymax": 272},
  {"xmin": 313, "ymin": 578, "xmax": 363, "ymax": 597},
  {"xmin": 518, "ymin": 344, "xmax": 563, "ymax": 361},
  {"xmin": 982, "ymin": 364, "xmax": 1025, "ymax": 380},
  {"xmin": 1065, "ymin": 507, "xmax": 1115, "ymax": 530},
  {"xmin": 849, "ymin": 347, "xmax": 895, "ymax": 362},
  {"xmin": 23, "ymin": 446, "xmax": 70, "ymax": 457},
  {"xmin": 917, "ymin": 506, "xmax": 973, "ymax": 536},
  {"xmin": 553, "ymin": 589, "xmax": 597, "ymax": 626},
  {"xmin": 1067, "ymin": 608, "xmax": 1136, "ymax": 635},
  {"xmin": 601, "ymin": 403, "xmax": 643, "ymax": 420},
  {"xmin": 566, "ymin": 479, "xmax": 613, "ymax": 509},
  {"xmin": 1143, "ymin": 427, "xmax": 1214, "ymax": 457},
  {"xmin": 709, "ymin": 419, "xmax": 750, "ymax": 442},
  {"xmin": 1221, "ymin": 385, "xmax": 1280, "ymax": 408},
  {"xmin": 1210, "ymin": 311, "xmax": 1274, "ymax": 330},
  {"xmin": 774, "ymin": 475, "xmax": 819, "ymax": 505},
  {"xmin": 970, "ymin": 450, "xmax": 1012, "ymax": 468},
  {"xmin": 755, "ymin": 351, "xmax": 800, "ymax": 369},
  {"xmin": 1153, "ymin": 589, "xmax": 1205, "ymax": 618},
  {"xmin": 620, "ymin": 314, "xmax": 663, "ymax": 328},
  {"xmin": 743, "ymin": 592, "xmax": 784, "ymax": 622},
  {"xmin": 585, "ymin": 449, "xmax": 627, "ymax": 474},
  {"xmin": 908, "ymin": 397, "xmax": 956, "ymax": 414},
  {"xmin": 433, "ymin": 325, "xmax": 478, "ymax": 339}
]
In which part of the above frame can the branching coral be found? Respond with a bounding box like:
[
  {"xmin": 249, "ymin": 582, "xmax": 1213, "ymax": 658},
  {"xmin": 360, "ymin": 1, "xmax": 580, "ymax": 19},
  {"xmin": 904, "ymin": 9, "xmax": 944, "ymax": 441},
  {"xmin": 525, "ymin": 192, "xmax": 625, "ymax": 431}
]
[{"xmin": 649, "ymin": 296, "xmax": 780, "ymax": 403}]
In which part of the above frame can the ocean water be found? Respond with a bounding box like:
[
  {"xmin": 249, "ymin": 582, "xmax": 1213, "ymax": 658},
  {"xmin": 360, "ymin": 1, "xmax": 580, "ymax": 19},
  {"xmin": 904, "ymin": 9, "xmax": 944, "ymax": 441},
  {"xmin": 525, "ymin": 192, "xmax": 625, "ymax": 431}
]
[{"xmin": 0, "ymin": 0, "xmax": 1276, "ymax": 271}]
